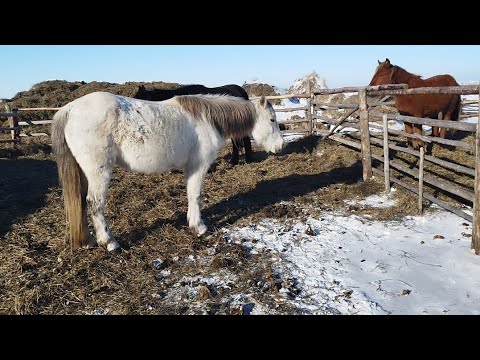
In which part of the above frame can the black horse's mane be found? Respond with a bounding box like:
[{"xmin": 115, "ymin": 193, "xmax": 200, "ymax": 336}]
[{"xmin": 134, "ymin": 84, "xmax": 249, "ymax": 101}]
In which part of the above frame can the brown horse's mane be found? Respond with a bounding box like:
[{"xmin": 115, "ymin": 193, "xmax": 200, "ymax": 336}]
[{"xmin": 392, "ymin": 65, "xmax": 421, "ymax": 79}]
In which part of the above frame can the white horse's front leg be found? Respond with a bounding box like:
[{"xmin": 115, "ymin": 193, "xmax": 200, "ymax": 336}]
[{"xmin": 185, "ymin": 166, "xmax": 209, "ymax": 236}]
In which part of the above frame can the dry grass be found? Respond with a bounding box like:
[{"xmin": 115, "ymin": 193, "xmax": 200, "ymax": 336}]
[
  {"xmin": 1, "ymin": 133, "xmax": 429, "ymax": 315},
  {"xmin": 1, "ymin": 78, "xmax": 475, "ymax": 313}
]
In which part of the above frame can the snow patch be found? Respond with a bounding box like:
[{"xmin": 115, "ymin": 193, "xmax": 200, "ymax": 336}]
[{"xmin": 223, "ymin": 204, "xmax": 479, "ymax": 315}]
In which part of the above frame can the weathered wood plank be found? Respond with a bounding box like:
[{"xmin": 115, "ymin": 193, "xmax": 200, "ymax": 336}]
[
  {"xmin": 368, "ymin": 85, "xmax": 479, "ymax": 96},
  {"xmin": 372, "ymin": 167, "xmax": 472, "ymax": 222}
]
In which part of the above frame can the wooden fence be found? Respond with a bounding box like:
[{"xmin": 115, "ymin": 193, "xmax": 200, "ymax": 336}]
[
  {"xmin": 0, "ymin": 107, "xmax": 59, "ymax": 145},
  {"xmin": 3, "ymin": 87, "xmax": 480, "ymax": 254},
  {"xmin": 266, "ymin": 83, "xmax": 480, "ymax": 255},
  {"xmin": 0, "ymin": 105, "xmax": 20, "ymax": 145},
  {"xmin": 3, "ymin": 89, "xmax": 478, "ymax": 142}
]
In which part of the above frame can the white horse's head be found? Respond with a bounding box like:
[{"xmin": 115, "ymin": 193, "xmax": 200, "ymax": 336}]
[{"xmin": 251, "ymin": 96, "xmax": 284, "ymax": 154}]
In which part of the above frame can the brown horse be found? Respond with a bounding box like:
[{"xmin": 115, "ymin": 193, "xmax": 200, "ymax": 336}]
[{"xmin": 369, "ymin": 58, "xmax": 461, "ymax": 151}]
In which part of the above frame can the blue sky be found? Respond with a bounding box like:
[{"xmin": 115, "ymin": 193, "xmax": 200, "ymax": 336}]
[{"xmin": 0, "ymin": 45, "xmax": 478, "ymax": 99}]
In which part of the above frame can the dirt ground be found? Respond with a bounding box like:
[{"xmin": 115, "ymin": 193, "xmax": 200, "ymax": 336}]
[
  {"xmin": 0, "ymin": 80, "xmax": 474, "ymax": 314},
  {"xmin": 1, "ymin": 133, "xmax": 432, "ymax": 315}
]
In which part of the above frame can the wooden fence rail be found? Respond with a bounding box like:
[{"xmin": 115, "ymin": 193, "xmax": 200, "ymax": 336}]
[
  {"xmin": 367, "ymin": 84, "xmax": 479, "ymax": 96},
  {"xmin": 316, "ymin": 83, "xmax": 479, "ymax": 254},
  {"xmin": 1, "ymin": 107, "xmax": 59, "ymax": 142},
  {"xmin": 0, "ymin": 105, "xmax": 19, "ymax": 146},
  {"xmin": 18, "ymin": 107, "xmax": 61, "ymax": 111},
  {"xmin": 2, "ymin": 84, "xmax": 480, "ymax": 253}
]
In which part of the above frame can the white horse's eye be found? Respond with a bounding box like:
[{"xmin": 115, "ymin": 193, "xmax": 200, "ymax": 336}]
[{"xmin": 270, "ymin": 118, "xmax": 275, "ymax": 123}]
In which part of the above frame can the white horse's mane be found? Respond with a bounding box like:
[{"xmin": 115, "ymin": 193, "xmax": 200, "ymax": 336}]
[{"xmin": 175, "ymin": 94, "xmax": 256, "ymax": 139}]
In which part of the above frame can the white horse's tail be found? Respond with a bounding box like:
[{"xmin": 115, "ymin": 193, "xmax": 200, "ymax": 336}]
[{"xmin": 51, "ymin": 108, "xmax": 89, "ymax": 248}]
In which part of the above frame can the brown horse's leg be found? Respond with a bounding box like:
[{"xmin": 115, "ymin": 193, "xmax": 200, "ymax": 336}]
[
  {"xmin": 404, "ymin": 122, "xmax": 414, "ymax": 149},
  {"xmin": 439, "ymin": 119, "xmax": 447, "ymax": 139},
  {"xmin": 439, "ymin": 126, "xmax": 447, "ymax": 139},
  {"xmin": 444, "ymin": 111, "xmax": 458, "ymax": 139},
  {"xmin": 413, "ymin": 124, "xmax": 423, "ymax": 150},
  {"xmin": 439, "ymin": 111, "xmax": 447, "ymax": 139}
]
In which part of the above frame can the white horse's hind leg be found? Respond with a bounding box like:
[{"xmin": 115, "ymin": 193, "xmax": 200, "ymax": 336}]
[
  {"xmin": 81, "ymin": 173, "xmax": 97, "ymax": 248},
  {"xmin": 85, "ymin": 168, "xmax": 120, "ymax": 252},
  {"xmin": 185, "ymin": 165, "xmax": 209, "ymax": 236}
]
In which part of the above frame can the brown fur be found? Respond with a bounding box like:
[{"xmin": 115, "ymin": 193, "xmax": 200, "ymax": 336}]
[
  {"xmin": 51, "ymin": 108, "xmax": 89, "ymax": 248},
  {"xmin": 175, "ymin": 95, "xmax": 256, "ymax": 139},
  {"xmin": 369, "ymin": 58, "xmax": 461, "ymax": 151}
]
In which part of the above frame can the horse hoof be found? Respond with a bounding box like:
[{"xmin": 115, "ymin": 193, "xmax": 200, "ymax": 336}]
[
  {"xmin": 197, "ymin": 224, "xmax": 208, "ymax": 237},
  {"xmin": 84, "ymin": 242, "xmax": 97, "ymax": 249},
  {"xmin": 85, "ymin": 233, "xmax": 97, "ymax": 248},
  {"xmin": 107, "ymin": 241, "xmax": 121, "ymax": 253}
]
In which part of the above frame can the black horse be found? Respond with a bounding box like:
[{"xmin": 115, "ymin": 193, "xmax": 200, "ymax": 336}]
[{"xmin": 133, "ymin": 84, "xmax": 253, "ymax": 165}]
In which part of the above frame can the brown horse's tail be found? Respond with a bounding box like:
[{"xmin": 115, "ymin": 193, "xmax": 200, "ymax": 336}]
[{"xmin": 51, "ymin": 108, "xmax": 88, "ymax": 248}]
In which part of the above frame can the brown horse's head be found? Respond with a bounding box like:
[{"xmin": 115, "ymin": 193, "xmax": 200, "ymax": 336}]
[{"xmin": 369, "ymin": 58, "xmax": 398, "ymax": 86}]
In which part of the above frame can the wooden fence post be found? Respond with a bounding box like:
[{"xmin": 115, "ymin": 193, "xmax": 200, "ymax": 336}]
[
  {"xmin": 306, "ymin": 81, "xmax": 312, "ymax": 134},
  {"xmin": 311, "ymin": 91, "xmax": 315, "ymax": 133},
  {"xmin": 383, "ymin": 114, "xmax": 390, "ymax": 192},
  {"xmin": 472, "ymin": 85, "xmax": 480, "ymax": 254},
  {"xmin": 438, "ymin": 111, "xmax": 443, "ymax": 139},
  {"xmin": 13, "ymin": 108, "xmax": 19, "ymax": 144},
  {"xmin": 359, "ymin": 88, "xmax": 372, "ymax": 181},
  {"xmin": 418, "ymin": 146, "xmax": 425, "ymax": 212},
  {"xmin": 5, "ymin": 104, "xmax": 19, "ymax": 147}
]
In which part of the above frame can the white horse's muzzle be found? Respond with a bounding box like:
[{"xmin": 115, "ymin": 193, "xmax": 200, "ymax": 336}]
[{"xmin": 269, "ymin": 138, "xmax": 285, "ymax": 154}]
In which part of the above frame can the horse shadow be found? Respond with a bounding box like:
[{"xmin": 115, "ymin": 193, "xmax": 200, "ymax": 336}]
[
  {"xmin": 0, "ymin": 142, "xmax": 52, "ymax": 160},
  {"xmin": 118, "ymin": 160, "xmax": 363, "ymax": 247},
  {"xmin": 203, "ymin": 160, "xmax": 363, "ymax": 229},
  {"xmin": 0, "ymin": 157, "xmax": 58, "ymax": 238},
  {"xmin": 279, "ymin": 135, "xmax": 322, "ymax": 155},
  {"xmin": 218, "ymin": 135, "xmax": 322, "ymax": 165},
  {"xmin": 450, "ymin": 130, "xmax": 473, "ymax": 143}
]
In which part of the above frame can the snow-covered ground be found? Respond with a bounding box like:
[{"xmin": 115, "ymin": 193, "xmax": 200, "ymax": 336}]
[
  {"xmin": 223, "ymin": 194, "xmax": 480, "ymax": 315},
  {"xmin": 229, "ymin": 81, "xmax": 480, "ymax": 314},
  {"xmin": 462, "ymin": 94, "xmax": 479, "ymax": 125},
  {"xmin": 274, "ymin": 97, "xmax": 310, "ymax": 142}
]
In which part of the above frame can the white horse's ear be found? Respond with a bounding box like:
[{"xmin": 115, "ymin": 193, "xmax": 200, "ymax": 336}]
[{"xmin": 260, "ymin": 96, "xmax": 266, "ymax": 107}]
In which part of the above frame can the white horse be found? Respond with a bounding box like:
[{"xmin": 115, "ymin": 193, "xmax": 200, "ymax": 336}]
[{"xmin": 51, "ymin": 91, "xmax": 284, "ymax": 252}]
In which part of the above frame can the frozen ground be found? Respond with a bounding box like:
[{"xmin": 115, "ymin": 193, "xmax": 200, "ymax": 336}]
[{"xmin": 223, "ymin": 194, "xmax": 480, "ymax": 315}]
